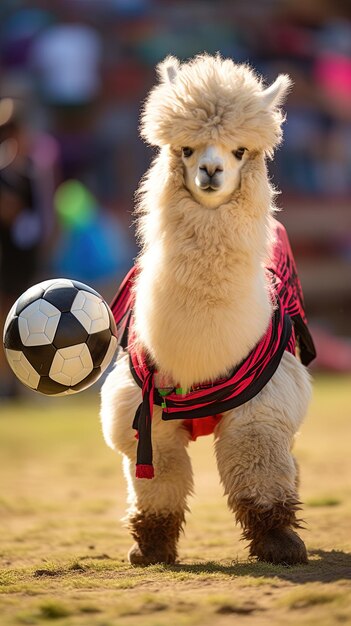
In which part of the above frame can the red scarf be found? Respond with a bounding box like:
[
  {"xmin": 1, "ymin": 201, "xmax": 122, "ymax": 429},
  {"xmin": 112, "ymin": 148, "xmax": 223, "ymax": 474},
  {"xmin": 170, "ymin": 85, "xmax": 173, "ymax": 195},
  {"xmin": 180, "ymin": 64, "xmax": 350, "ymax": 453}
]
[{"xmin": 111, "ymin": 220, "xmax": 315, "ymax": 479}]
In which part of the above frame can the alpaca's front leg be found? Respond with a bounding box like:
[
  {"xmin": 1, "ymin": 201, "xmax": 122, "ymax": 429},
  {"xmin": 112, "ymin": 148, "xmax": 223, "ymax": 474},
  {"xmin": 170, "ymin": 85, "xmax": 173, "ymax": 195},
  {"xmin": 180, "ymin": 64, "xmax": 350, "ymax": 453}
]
[
  {"xmin": 123, "ymin": 421, "xmax": 193, "ymax": 566},
  {"xmin": 215, "ymin": 352, "xmax": 311, "ymax": 565},
  {"xmin": 100, "ymin": 351, "xmax": 193, "ymax": 565}
]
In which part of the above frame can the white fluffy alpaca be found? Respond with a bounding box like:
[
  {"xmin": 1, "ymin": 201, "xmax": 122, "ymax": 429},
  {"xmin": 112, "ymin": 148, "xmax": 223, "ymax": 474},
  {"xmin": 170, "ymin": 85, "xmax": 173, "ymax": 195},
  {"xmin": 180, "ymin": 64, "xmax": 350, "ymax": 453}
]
[{"xmin": 101, "ymin": 54, "xmax": 313, "ymax": 566}]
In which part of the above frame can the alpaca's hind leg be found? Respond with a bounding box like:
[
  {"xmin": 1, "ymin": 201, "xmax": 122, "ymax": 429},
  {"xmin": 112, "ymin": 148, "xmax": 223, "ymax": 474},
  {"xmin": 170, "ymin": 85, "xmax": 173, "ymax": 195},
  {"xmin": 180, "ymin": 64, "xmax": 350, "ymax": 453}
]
[
  {"xmin": 100, "ymin": 352, "xmax": 193, "ymax": 565},
  {"xmin": 214, "ymin": 352, "xmax": 311, "ymax": 565}
]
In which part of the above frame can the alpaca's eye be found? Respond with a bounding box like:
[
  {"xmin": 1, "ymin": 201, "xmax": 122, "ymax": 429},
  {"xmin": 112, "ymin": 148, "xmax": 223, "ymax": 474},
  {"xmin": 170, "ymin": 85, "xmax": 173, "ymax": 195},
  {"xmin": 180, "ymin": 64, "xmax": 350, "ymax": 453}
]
[
  {"xmin": 233, "ymin": 147, "xmax": 247, "ymax": 160},
  {"xmin": 182, "ymin": 147, "xmax": 194, "ymax": 158}
]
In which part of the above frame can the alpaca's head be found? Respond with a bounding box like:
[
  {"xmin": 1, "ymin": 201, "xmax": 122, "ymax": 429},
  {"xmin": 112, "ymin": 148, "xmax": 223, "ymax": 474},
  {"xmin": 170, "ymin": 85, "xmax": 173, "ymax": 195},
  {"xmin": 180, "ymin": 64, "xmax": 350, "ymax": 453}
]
[
  {"xmin": 180, "ymin": 142, "xmax": 248, "ymax": 209},
  {"xmin": 140, "ymin": 54, "xmax": 292, "ymax": 209}
]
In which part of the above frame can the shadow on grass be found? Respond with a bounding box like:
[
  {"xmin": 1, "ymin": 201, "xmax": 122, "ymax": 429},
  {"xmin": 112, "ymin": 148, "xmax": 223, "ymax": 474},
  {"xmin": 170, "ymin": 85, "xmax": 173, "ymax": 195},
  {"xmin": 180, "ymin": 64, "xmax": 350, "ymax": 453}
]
[{"xmin": 167, "ymin": 550, "xmax": 351, "ymax": 584}]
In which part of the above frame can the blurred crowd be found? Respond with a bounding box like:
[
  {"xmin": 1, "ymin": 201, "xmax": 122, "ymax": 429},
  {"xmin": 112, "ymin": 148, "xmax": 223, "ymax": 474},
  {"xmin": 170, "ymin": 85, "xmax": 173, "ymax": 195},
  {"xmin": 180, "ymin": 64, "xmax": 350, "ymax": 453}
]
[{"xmin": 0, "ymin": 0, "xmax": 351, "ymax": 395}]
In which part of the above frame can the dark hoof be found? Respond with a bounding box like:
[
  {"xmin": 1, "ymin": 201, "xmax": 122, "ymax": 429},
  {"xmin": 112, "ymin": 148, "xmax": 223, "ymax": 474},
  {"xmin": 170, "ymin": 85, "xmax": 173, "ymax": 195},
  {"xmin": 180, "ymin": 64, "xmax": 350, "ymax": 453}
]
[
  {"xmin": 250, "ymin": 528, "xmax": 308, "ymax": 565},
  {"xmin": 128, "ymin": 543, "xmax": 176, "ymax": 566}
]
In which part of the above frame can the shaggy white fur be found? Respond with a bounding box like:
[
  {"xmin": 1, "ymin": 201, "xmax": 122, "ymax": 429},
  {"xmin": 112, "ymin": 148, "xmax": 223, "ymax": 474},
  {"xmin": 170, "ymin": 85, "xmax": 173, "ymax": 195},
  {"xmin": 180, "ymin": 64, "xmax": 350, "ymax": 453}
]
[
  {"xmin": 100, "ymin": 54, "xmax": 312, "ymax": 565},
  {"xmin": 141, "ymin": 55, "xmax": 291, "ymax": 154},
  {"xmin": 214, "ymin": 351, "xmax": 311, "ymax": 510},
  {"xmin": 134, "ymin": 149, "xmax": 275, "ymax": 389},
  {"xmin": 101, "ymin": 350, "xmax": 193, "ymax": 517},
  {"xmin": 101, "ymin": 349, "xmax": 310, "ymax": 514}
]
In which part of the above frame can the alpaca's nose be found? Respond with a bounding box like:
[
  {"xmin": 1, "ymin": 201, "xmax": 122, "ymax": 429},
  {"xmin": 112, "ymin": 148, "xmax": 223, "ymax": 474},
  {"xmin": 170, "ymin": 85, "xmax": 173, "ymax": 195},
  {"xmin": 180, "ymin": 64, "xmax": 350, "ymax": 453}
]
[{"xmin": 199, "ymin": 164, "xmax": 223, "ymax": 178}]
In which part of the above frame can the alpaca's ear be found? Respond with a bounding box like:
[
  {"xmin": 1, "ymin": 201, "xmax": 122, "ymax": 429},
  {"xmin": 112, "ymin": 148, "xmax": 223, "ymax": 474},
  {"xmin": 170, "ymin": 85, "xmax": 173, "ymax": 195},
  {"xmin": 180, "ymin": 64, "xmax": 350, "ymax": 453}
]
[
  {"xmin": 156, "ymin": 56, "xmax": 180, "ymax": 84},
  {"xmin": 260, "ymin": 74, "xmax": 292, "ymax": 110}
]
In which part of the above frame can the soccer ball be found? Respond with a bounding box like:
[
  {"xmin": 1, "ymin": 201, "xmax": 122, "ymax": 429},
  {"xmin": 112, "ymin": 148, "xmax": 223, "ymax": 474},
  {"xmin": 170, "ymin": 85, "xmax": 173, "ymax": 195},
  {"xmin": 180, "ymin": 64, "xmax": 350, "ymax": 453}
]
[{"xmin": 3, "ymin": 278, "xmax": 118, "ymax": 395}]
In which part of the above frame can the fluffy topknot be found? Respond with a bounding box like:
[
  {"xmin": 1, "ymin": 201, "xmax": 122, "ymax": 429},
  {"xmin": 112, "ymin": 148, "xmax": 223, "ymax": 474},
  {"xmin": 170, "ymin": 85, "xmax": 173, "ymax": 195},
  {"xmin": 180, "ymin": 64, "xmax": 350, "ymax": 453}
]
[{"xmin": 140, "ymin": 54, "xmax": 292, "ymax": 154}]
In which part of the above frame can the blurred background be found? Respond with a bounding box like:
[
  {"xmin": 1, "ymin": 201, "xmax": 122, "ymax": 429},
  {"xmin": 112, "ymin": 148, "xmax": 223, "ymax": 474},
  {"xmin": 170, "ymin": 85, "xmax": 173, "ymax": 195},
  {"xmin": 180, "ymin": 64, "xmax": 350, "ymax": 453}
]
[{"xmin": 0, "ymin": 0, "xmax": 350, "ymax": 397}]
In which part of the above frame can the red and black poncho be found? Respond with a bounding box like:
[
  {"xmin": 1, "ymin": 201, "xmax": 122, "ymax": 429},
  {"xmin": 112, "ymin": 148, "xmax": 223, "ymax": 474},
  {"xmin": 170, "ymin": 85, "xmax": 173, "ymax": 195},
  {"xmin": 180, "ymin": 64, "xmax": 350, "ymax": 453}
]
[{"xmin": 111, "ymin": 220, "xmax": 316, "ymax": 479}]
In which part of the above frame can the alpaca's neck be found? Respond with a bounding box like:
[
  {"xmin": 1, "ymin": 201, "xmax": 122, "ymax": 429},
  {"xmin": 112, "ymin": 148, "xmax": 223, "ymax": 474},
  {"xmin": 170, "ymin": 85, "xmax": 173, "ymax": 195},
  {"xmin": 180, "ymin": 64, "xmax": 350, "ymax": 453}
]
[{"xmin": 133, "ymin": 152, "xmax": 274, "ymax": 389}]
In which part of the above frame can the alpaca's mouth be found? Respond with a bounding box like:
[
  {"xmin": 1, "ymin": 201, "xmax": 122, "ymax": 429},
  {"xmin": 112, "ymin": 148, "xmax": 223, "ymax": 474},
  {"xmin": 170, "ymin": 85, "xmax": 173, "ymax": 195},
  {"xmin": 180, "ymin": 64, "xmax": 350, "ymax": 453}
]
[
  {"xmin": 195, "ymin": 173, "xmax": 221, "ymax": 192},
  {"xmin": 198, "ymin": 184, "xmax": 220, "ymax": 193}
]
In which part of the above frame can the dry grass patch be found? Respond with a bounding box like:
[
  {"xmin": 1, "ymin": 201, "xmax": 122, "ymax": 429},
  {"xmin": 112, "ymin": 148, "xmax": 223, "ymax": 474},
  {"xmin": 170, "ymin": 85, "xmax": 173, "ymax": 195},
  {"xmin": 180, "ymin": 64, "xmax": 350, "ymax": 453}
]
[
  {"xmin": 306, "ymin": 497, "xmax": 341, "ymax": 507},
  {"xmin": 278, "ymin": 585, "xmax": 345, "ymax": 610},
  {"xmin": 0, "ymin": 375, "xmax": 350, "ymax": 626}
]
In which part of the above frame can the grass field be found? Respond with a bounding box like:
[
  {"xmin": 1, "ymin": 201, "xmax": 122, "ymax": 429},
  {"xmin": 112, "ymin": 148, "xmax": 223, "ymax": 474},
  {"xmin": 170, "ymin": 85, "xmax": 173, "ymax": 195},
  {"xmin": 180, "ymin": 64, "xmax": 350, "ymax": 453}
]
[{"xmin": 0, "ymin": 374, "xmax": 350, "ymax": 626}]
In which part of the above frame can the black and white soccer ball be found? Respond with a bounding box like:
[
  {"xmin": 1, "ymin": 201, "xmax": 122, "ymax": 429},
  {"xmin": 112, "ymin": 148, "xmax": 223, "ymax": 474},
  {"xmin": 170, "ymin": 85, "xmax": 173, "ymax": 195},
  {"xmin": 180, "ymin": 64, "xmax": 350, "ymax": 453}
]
[{"xmin": 3, "ymin": 278, "xmax": 118, "ymax": 395}]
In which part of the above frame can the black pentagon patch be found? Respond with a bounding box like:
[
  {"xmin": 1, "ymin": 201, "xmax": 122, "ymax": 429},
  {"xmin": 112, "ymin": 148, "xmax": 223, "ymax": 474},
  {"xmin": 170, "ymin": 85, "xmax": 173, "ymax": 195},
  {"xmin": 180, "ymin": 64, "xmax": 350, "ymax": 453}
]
[
  {"xmin": 71, "ymin": 280, "xmax": 101, "ymax": 298},
  {"xmin": 86, "ymin": 329, "xmax": 112, "ymax": 367},
  {"xmin": 37, "ymin": 377, "xmax": 70, "ymax": 395},
  {"xmin": 22, "ymin": 344, "xmax": 57, "ymax": 377},
  {"xmin": 3, "ymin": 316, "xmax": 23, "ymax": 350},
  {"xmin": 15, "ymin": 284, "xmax": 45, "ymax": 315},
  {"xmin": 71, "ymin": 367, "xmax": 102, "ymax": 392},
  {"xmin": 43, "ymin": 286, "xmax": 78, "ymax": 312},
  {"xmin": 53, "ymin": 312, "xmax": 88, "ymax": 349}
]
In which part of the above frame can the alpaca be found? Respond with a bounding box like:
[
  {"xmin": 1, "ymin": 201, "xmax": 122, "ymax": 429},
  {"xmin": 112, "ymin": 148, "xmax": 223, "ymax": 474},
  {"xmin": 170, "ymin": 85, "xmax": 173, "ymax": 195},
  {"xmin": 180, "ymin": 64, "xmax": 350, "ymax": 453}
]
[{"xmin": 100, "ymin": 54, "xmax": 315, "ymax": 566}]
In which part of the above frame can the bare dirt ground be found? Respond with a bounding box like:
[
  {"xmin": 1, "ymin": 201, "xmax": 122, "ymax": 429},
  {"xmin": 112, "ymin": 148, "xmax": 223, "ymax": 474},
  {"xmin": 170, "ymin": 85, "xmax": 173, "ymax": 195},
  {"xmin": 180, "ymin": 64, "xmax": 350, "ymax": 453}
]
[{"xmin": 0, "ymin": 374, "xmax": 350, "ymax": 626}]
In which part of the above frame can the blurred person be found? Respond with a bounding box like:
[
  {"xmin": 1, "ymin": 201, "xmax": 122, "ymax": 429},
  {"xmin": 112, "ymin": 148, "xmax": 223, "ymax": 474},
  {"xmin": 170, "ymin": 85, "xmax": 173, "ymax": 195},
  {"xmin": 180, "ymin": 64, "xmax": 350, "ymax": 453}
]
[
  {"xmin": 313, "ymin": 19, "xmax": 351, "ymax": 195},
  {"xmin": 0, "ymin": 98, "xmax": 59, "ymax": 398},
  {"xmin": 30, "ymin": 18, "xmax": 102, "ymax": 109},
  {"xmin": 52, "ymin": 178, "xmax": 135, "ymax": 287},
  {"xmin": 30, "ymin": 14, "xmax": 103, "ymax": 183}
]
